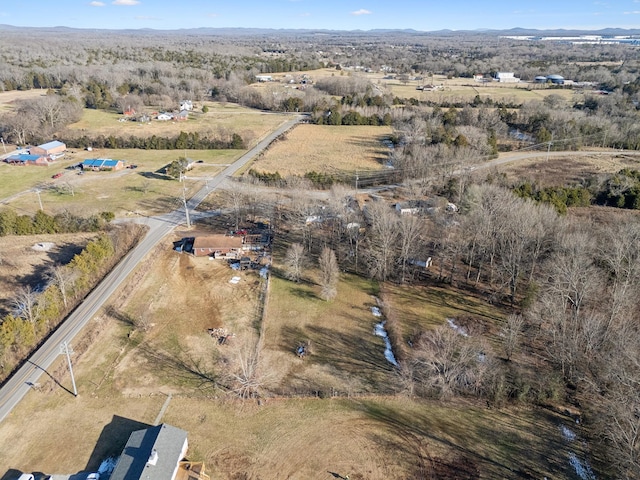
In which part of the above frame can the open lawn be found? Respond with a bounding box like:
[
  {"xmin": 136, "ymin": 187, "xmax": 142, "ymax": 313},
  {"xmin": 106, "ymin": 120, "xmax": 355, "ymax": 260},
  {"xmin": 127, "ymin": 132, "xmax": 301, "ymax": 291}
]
[
  {"xmin": 250, "ymin": 124, "xmax": 393, "ymax": 176},
  {"xmin": 0, "ymin": 89, "xmax": 48, "ymax": 113},
  {"xmin": 65, "ymin": 103, "xmax": 291, "ymax": 148},
  {"xmin": 0, "ymin": 226, "xmax": 597, "ymax": 479},
  {"xmin": 1, "ymin": 148, "xmax": 240, "ymax": 217}
]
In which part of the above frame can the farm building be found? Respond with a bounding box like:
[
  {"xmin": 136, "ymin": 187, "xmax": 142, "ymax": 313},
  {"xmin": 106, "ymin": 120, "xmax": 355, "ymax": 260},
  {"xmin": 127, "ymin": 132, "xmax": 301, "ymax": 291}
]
[
  {"xmin": 179, "ymin": 100, "xmax": 193, "ymax": 111},
  {"xmin": 255, "ymin": 75, "xmax": 273, "ymax": 82},
  {"xmin": 82, "ymin": 158, "xmax": 125, "ymax": 171},
  {"xmin": 4, "ymin": 154, "xmax": 50, "ymax": 166},
  {"xmin": 192, "ymin": 235, "xmax": 244, "ymax": 258},
  {"xmin": 157, "ymin": 113, "xmax": 173, "ymax": 121},
  {"xmin": 176, "ymin": 110, "xmax": 189, "ymax": 121},
  {"xmin": 110, "ymin": 423, "xmax": 209, "ymax": 480},
  {"xmin": 494, "ymin": 72, "xmax": 520, "ymax": 83},
  {"xmin": 29, "ymin": 140, "xmax": 66, "ymax": 157},
  {"xmin": 546, "ymin": 74, "xmax": 565, "ymax": 85}
]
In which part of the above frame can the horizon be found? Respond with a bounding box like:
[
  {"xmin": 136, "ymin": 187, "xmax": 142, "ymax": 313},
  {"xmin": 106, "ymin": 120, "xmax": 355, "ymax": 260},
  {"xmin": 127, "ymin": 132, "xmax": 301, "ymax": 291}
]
[{"xmin": 2, "ymin": 0, "xmax": 640, "ymax": 32}]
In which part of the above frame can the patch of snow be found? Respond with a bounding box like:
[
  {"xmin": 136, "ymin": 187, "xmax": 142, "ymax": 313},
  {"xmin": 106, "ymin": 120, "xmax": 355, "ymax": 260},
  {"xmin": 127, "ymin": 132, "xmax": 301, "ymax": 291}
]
[
  {"xmin": 561, "ymin": 425, "xmax": 577, "ymax": 442},
  {"xmin": 569, "ymin": 452, "xmax": 596, "ymax": 480},
  {"xmin": 229, "ymin": 276, "xmax": 241, "ymax": 284},
  {"xmin": 32, "ymin": 242, "xmax": 55, "ymax": 251},
  {"xmin": 260, "ymin": 266, "xmax": 269, "ymax": 278},
  {"xmin": 371, "ymin": 306, "xmax": 382, "ymax": 317},
  {"xmin": 447, "ymin": 318, "xmax": 468, "ymax": 337},
  {"xmin": 373, "ymin": 321, "xmax": 398, "ymax": 367}
]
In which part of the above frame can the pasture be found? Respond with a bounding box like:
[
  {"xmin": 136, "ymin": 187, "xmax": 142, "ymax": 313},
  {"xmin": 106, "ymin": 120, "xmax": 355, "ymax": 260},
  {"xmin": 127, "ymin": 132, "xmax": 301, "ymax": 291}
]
[{"xmin": 250, "ymin": 124, "xmax": 393, "ymax": 176}]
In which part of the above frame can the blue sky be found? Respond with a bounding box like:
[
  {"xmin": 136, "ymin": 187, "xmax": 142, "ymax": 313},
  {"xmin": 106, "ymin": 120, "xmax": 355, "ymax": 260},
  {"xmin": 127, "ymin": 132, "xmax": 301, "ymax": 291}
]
[{"xmin": 1, "ymin": 0, "xmax": 639, "ymax": 31}]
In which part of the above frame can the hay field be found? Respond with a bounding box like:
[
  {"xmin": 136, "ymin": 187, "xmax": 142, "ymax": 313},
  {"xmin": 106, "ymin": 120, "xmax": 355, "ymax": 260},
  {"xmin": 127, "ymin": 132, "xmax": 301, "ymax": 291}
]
[{"xmin": 250, "ymin": 124, "xmax": 393, "ymax": 176}]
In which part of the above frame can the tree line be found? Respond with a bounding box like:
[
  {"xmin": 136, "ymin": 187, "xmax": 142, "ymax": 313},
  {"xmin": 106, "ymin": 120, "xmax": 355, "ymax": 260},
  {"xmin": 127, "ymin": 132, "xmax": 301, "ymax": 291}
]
[
  {"xmin": 0, "ymin": 224, "xmax": 145, "ymax": 382},
  {"xmin": 0, "ymin": 209, "xmax": 114, "ymax": 236}
]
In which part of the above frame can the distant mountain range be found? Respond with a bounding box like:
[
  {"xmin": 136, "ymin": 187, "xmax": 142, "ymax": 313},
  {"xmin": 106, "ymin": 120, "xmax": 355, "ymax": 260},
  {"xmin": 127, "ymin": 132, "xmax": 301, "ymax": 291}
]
[{"xmin": 1, "ymin": 24, "xmax": 639, "ymax": 37}]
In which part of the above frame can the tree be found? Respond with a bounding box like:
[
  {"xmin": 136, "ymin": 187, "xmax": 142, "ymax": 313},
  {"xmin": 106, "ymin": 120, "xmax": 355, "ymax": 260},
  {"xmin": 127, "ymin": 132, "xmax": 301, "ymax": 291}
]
[
  {"xmin": 284, "ymin": 243, "xmax": 306, "ymax": 283},
  {"xmin": 166, "ymin": 156, "xmax": 189, "ymax": 179},
  {"xmin": 11, "ymin": 286, "xmax": 39, "ymax": 324},
  {"xmin": 365, "ymin": 201, "xmax": 399, "ymax": 281},
  {"xmin": 501, "ymin": 313, "xmax": 524, "ymax": 361},
  {"xmin": 47, "ymin": 264, "xmax": 77, "ymax": 309},
  {"xmin": 318, "ymin": 247, "xmax": 339, "ymax": 301},
  {"xmin": 398, "ymin": 214, "xmax": 423, "ymax": 283}
]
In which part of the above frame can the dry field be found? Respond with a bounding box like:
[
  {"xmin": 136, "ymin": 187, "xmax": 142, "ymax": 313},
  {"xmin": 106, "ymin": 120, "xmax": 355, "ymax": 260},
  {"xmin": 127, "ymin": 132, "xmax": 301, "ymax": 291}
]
[
  {"xmin": 0, "ymin": 89, "xmax": 48, "ymax": 113},
  {"xmin": 499, "ymin": 151, "xmax": 640, "ymax": 187},
  {"xmin": 250, "ymin": 124, "xmax": 393, "ymax": 176},
  {"xmin": 0, "ymin": 225, "xmax": 596, "ymax": 479},
  {"xmin": 64, "ymin": 103, "xmax": 290, "ymax": 148},
  {"xmin": 0, "ymin": 233, "xmax": 96, "ymax": 316}
]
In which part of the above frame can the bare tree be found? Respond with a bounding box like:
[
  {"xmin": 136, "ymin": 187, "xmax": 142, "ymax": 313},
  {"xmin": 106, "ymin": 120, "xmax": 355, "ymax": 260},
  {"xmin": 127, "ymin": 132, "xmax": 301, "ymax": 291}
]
[
  {"xmin": 284, "ymin": 242, "xmax": 306, "ymax": 283},
  {"xmin": 318, "ymin": 247, "xmax": 339, "ymax": 301},
  {"xmin": 398, "ymin": 214, "xmax": 423, "ymax": 283},
  {"xmin": 47, "ymin": 265, "xmax": 77, "ymax": 309},
  {"xmin": 500, "ymin": 313, "xmax": 524, "ymax": 361},
  {"xmin": 11, "ymin": 286, "xmax": 39, "ymax": 324},
  {"xmin": 365, "ymin": 201, "xmax": 399, "ymax": 281}
]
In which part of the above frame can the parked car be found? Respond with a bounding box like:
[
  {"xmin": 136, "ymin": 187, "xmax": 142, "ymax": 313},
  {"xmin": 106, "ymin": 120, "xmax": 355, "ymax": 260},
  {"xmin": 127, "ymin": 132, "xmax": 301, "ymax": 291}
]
[{"xmin": 86, "ymin": 474, "xmax": 100, "ymax": 480}]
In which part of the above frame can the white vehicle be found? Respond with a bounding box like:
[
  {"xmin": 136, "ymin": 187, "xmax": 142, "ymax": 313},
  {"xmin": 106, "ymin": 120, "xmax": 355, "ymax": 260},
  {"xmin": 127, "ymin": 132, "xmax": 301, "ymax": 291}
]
[
  {"xmin": 17, "ymin": 474, "xmax": 35, "ymax": 480},
  {"xmin": 86, "ymin": 474, "xmax": 100, "ymax": 480}
]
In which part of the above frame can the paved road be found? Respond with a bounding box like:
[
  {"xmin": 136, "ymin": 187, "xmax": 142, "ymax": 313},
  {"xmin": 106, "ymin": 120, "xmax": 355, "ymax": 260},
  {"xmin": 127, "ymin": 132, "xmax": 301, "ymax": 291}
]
[{"xmin": 0, "ymin": 114, "xmax": 304, "ymax": 424}]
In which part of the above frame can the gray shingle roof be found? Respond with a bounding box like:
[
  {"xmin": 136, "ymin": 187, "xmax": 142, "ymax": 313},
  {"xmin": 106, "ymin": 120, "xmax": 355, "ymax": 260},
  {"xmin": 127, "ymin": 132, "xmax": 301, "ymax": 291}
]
[{"xmin": 110, "ymin": 424, "xmax": 188, "ymax": 480}]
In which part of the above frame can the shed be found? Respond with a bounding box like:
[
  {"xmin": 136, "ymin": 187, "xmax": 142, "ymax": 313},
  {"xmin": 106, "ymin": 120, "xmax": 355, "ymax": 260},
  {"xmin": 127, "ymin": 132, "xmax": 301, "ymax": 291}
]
[
  {"xmin": 82, "ymin": 158, "xmax": 125, "ymax": 171},
  {"xmin": 29, "ymin": 140, "xmax": 66, "ymax": 156},
  {"xmin": 192, "ymin": 235, "xmax": 243, "ymax": 258},
  {"xmin": 110, "ymin": 423, "xmax": 188, "ymax": 480},
  {"xmin": 5, "ymin": 154, "xmax": 50, "ymax": 166},
  {"xmin": 176, "ymin": 110, "xmax": 189, "ymax": 121}
]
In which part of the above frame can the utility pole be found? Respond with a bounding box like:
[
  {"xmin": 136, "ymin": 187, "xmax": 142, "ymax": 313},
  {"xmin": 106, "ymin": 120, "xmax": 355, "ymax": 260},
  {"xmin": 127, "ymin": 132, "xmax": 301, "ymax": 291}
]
[
  {"xmin": 546, "ymin": 132, "xmax": 554, "ymax": 162},
  {"xmin": 34, "ymin": 189, "xmax": 43, "ymax": 211},
  {"xmin": 60, "ymin": 341, "xmax": 78, "ymax": 397},
  {"xmin": 182, "ymin": 185, "xmax": 191, "ymax": 228}
]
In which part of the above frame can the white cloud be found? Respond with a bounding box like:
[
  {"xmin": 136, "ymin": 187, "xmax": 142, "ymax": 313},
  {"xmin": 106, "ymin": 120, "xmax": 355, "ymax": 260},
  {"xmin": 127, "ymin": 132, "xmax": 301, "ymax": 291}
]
[
  {"xmin": 89, "ymin": 1, "xmax": 106, "ymax": 6},
  {"xmin": 206, "ymin": 13, "xmax": 220, "ymax": 18},
  {"xmin": 300, "ymin": 12, "xmax": 311, "ymax": 17},
  {"xmin": 351, "ymin": 9, "xmax": 372, "ymax": 16},
  {"xmin": 623, "ymin": 10, "xmax": 640, "ymax": 14},
  {"xmin": 112, "ymin": 0, "xmax": 140, "ymax": 5}
]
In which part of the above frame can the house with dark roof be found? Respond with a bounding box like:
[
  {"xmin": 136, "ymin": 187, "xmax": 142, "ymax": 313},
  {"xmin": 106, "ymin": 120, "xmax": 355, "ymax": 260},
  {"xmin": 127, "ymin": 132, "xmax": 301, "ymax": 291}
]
[
  {"xmin": 4, "ymin": 153, "xmax": 50, "ymax": 166},
  {"xmin": 30, "ymin": 140, "xmax": 66, "ymax": 157},
  {"xmin": 110, "ymin": 424, "xmax": 189, "ymax": 480},
  {"xmin": 82, "ymin": 158, "xmax": 125, "ymax": 171}
]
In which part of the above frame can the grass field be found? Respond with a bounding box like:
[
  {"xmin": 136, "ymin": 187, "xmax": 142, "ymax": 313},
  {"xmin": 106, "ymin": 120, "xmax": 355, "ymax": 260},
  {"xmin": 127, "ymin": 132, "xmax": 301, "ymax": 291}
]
[
  {"xmin": 250, "ymin": 124, "xmax": 393, "ymax": 176},
  {"xmin": 1, "ymin": 148, "xmax": 242, "ymax": 217},
  {"xmin": 0, "ymin": 228, "xmax": 598, "ymax": 479},
  {"xmin": 65, "ymin": 103, "xmax": 290, "ymax": 148}
]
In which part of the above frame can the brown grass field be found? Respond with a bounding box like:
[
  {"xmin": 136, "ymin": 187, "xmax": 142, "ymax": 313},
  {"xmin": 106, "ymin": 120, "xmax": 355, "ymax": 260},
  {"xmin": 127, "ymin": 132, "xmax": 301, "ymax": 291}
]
[
  {"xmin": 0, "ymin": 228, "xmax": 596, "ymax": 479},
  {"xmin": 250, "ymin": 124, "xmax": 393, "ymax": 176},
  {"xmin": 0, "ymin": 233, "xmax": 96, "ymax": 317},
  {"xmin": 64, "ymin": 103, "xmax": 290, "ymax": 148}
]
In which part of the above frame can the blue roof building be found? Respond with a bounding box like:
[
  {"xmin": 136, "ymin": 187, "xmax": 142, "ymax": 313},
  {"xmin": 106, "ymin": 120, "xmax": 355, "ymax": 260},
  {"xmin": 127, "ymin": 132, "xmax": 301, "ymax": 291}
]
[{"xmin": 82, "ymin": 158, "xmax": 125, "ymax": 170}]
